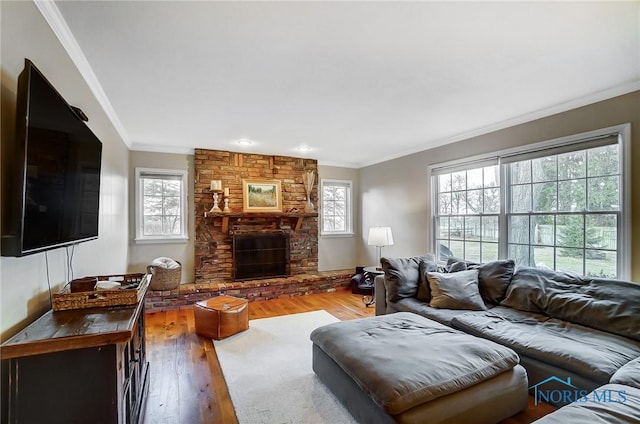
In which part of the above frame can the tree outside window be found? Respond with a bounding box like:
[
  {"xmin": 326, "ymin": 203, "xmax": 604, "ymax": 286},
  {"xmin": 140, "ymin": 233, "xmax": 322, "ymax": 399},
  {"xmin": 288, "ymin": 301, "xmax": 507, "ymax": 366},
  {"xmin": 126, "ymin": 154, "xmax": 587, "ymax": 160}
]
[
  {"xmin": 435, "ymin": 165, "xmax": 500, "ymax": 262},
  {"xmin": 321, "ymin": 180, "xmax": 352, "ymax": 235},
  {"xmin": 135, "ymin": 168, "xmax": 188, "ymax": 242},
  {"xmin": 142, "ymin": 178, "xmax": 182, "ymax": 236},
  {"xmin": 508, "ymin": 145, "xmax": 619, "ymax": 278}
]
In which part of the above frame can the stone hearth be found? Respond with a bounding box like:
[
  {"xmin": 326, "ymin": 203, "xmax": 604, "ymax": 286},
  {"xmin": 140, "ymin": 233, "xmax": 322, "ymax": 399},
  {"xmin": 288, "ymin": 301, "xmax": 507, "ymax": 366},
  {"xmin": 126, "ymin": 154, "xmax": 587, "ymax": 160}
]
[{"xmin": 145, "ymin": 270, "xmax": 352, "ymax": 312}]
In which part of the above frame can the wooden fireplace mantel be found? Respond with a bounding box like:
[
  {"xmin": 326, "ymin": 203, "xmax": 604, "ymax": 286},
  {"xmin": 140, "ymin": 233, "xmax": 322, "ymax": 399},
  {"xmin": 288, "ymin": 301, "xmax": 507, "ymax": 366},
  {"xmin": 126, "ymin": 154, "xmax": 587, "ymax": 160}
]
[{"xmin": 204, "ymin": 211, "xmax": 318, "ymax": 233}]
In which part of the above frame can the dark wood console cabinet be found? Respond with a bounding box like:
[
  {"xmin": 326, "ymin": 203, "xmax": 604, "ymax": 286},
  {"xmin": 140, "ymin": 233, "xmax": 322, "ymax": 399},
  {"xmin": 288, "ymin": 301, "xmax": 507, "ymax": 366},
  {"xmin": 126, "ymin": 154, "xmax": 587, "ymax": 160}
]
[{"xmin": 1, "ymin": 291, "xmax": 149, "ymax": 424}]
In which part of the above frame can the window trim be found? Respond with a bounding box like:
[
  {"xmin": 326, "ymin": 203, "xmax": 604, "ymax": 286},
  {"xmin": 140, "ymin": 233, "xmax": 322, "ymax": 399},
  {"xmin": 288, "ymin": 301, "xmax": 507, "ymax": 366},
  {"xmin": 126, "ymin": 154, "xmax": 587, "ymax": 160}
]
[
  {"xmin": 431, "ymin": 166, "xmax": 501, "ymax": 263},
  {"xmin": 429, "ymin": 123, "xmax": 631, "ymax": 279},
  {"xmin": 320, "ymin": 179, "xmax": 354, "ymax": 237},
  {"xmin": 135, "ymin": 167, "xmax": 189, "ymax": 244}
]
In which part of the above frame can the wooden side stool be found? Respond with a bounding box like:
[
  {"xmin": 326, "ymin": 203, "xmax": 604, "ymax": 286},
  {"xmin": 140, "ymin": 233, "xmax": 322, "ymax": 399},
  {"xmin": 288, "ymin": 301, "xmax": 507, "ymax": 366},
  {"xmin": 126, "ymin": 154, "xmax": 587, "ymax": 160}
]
[{"xmin": 194, "ymin": 295, "xmax": 249, "ymax": 340}]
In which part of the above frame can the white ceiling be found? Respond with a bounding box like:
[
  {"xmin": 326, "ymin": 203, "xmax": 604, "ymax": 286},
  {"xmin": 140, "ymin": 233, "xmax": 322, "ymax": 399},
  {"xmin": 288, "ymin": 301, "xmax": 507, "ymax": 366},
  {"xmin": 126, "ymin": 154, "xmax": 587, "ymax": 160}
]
[{"xmin": 51, "ymin": 1, "xmax": 639, "ymax": 168}]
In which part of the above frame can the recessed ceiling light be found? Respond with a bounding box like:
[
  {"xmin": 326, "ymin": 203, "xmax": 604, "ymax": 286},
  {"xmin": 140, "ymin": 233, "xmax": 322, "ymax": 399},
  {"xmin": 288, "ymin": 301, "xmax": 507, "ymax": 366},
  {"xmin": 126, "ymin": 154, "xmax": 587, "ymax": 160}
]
[
  {"xmin": 296, "ymin": 145, "xmax": 312, "ymax": 152},
  {"xmin": 235, "ymin": 138, "xmax": 254, "ymax": 146}
]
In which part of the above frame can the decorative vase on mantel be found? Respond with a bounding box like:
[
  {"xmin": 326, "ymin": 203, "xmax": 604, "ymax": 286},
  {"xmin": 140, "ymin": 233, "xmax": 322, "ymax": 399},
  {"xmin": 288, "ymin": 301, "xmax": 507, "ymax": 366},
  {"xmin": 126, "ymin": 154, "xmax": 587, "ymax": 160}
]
[{"xmin": 302, "ymin": 169, "xmax": 316, "ymax": 213}]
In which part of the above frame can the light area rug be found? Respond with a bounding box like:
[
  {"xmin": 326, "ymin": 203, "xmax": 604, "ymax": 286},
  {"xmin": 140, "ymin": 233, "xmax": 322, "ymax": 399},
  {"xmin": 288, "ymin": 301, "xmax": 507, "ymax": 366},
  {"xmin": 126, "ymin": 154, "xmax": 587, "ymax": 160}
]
[{"xmin": 214, "ymin": 310, "xmax": 358, "ymax": 424}]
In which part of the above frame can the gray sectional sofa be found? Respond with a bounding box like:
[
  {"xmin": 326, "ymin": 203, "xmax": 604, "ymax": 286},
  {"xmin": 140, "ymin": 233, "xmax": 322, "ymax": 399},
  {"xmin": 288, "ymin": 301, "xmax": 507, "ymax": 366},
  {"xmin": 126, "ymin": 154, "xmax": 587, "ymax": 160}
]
[{"xmin": 374, "ymin": 256, "xmax": 640, "ymax": 420}]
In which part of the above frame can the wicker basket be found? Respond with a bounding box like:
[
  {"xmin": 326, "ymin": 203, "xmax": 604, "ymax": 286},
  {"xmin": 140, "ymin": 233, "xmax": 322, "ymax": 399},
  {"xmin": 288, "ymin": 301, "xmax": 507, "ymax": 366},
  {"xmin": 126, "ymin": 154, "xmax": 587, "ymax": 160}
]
[
  {"xmin": 53, "ymin": 273, "xmax": 149, "ymax": 311},
  {"xmin": 147, "ymin": 258, "xmax": 182, "ymax": 291}
]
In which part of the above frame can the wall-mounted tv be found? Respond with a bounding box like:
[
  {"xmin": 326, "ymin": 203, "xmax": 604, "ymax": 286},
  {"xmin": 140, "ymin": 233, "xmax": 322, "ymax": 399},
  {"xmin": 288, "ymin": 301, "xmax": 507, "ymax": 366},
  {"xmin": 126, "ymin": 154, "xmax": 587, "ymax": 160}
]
[{"xmin": 1, "ymin": 59, "xmax": 102, "ymax": 257}]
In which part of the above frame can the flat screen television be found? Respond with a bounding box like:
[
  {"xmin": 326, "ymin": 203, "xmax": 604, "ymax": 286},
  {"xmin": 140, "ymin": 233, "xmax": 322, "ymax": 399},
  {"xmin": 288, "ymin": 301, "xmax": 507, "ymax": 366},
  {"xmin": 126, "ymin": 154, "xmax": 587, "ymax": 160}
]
[{"xmin": 1, "ymin": 59, "xmax": 102, "ymax": 257}]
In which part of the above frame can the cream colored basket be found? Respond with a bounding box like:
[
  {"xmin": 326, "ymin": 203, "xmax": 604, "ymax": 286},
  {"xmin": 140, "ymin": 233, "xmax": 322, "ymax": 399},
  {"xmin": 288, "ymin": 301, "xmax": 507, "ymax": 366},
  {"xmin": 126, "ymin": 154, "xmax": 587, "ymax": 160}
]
[{"xmin": 147, "ymin": 257, "xmax": 182, "ymax": 291}]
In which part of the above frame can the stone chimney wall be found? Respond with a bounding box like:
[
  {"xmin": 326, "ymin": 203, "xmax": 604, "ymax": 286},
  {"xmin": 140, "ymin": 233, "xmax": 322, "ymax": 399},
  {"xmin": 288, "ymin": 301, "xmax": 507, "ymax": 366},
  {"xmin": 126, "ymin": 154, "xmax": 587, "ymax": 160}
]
[{"xmin": 194, "ymin": 149, "xmax": 318, "ymax": 284}]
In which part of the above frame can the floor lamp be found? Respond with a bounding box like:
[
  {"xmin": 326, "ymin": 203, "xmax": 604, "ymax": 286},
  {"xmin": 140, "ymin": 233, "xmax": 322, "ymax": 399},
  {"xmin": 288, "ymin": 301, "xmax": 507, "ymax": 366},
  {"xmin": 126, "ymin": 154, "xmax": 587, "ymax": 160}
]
[{"xmin": 368, "ymin": 227, "xmax": 394, "ymax": 268}]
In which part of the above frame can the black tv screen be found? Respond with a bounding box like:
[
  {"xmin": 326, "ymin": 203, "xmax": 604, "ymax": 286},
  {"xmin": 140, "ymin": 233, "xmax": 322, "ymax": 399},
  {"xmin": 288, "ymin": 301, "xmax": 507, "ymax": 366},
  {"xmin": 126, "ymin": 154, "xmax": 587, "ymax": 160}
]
[{"xmin": 1, "ymin": 59, "xmax": 102, "ymax": 257}]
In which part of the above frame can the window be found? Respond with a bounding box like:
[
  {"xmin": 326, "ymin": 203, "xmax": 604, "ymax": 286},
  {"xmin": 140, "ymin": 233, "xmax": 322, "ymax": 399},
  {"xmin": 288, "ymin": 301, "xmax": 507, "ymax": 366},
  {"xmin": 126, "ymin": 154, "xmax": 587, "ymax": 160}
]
[
  {"xmin": 506, "ymin": 144, "xmax": 620, "ymax": 278},
  {"xmin": 321, "ymin": 179, "xmax": 353, "ymax": 236},
  {"xmin": 431, "ymin": 125, "xmax": 630, "ymax": 279},
  {"xmin": 434, "ymin": 165, "xmax": 500, "ymax": 263},
  {"xmin": 135, "ymin": 168, "xmax": 188, "ymax": 243}
]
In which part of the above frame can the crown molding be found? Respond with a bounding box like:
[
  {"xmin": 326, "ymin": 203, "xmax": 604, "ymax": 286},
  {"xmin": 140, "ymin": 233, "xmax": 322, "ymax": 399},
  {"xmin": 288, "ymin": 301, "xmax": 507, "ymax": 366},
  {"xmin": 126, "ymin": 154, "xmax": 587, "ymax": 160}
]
[
  {"xmin": 130, "ymin": 143, "xmax": 195, "ymax": 156},
  {"xmin": 34, "ymin": 0, "xmax": 131, "ymax": 147}
]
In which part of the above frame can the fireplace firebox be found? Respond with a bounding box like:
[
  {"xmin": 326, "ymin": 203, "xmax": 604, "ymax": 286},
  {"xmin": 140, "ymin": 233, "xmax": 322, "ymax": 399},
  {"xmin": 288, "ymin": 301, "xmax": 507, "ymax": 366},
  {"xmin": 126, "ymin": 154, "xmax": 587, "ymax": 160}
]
[{"xmin": 233, "ymin": 233, "xmax": 290, "ymax": 281}]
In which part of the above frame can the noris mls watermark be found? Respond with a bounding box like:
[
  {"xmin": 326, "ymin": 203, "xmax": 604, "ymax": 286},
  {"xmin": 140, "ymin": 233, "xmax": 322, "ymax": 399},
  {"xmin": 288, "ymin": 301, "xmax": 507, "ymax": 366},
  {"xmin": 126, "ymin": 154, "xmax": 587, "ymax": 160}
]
[{"xmin": 530, "ymin": 376, "xmax": 627, "ymax": 405}]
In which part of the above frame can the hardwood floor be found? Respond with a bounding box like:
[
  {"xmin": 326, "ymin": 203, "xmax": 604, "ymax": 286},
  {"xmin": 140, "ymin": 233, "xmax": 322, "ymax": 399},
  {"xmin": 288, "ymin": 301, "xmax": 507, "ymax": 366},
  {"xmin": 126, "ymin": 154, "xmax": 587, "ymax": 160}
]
[{"xmin": 143, "ymin": 289, "xmax": 555, "ymax": 423}]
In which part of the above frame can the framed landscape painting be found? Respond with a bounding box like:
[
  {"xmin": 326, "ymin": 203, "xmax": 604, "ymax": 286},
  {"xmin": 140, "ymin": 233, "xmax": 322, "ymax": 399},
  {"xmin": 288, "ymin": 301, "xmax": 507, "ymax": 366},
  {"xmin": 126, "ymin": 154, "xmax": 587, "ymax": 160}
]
[{"xmin": 242, "ymin": 180, "xmax": 282, "ymax": 212}]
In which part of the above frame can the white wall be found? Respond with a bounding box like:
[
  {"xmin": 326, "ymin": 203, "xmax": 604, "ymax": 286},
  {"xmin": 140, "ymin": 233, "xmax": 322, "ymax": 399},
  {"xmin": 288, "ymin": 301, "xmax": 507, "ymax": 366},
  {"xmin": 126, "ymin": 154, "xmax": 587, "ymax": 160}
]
[
  {"xmin": 358, "ymin": 155, "xmax": 431, "ymax": 265},
  {"xmin": 128, "ymin": 151, "xmax": 195, "ymax": 283},
  {"xmin": 358, "ymin": 91, "xmax": 640, "ymax": 280},
  {"xmin": 0, "ymin": 1, "xmax": 130, "ymax": 340},
  {"xmin": 318, "ymin": 165, "xmax": 360, "ymax": 271}
]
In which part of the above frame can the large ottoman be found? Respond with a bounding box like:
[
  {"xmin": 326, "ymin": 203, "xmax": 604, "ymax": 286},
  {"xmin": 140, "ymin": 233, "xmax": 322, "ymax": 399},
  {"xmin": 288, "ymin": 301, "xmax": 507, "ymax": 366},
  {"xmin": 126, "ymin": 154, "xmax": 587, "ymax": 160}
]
[{"xmin": 310, "ymin": 312, "xmax": 528, "ymax": 424}]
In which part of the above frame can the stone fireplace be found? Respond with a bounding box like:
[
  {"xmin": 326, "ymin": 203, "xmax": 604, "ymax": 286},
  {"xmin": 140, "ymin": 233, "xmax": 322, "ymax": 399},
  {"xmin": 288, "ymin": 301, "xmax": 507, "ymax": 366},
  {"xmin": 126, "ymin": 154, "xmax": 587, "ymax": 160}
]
[{"xmin": 194, "ymin": 149, "xmax": 318, "ymax": 284}]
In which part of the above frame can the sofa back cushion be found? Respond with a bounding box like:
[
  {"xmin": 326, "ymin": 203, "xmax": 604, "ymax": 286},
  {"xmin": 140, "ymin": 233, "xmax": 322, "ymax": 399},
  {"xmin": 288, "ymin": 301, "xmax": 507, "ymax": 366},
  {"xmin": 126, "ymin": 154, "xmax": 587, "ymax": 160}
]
[
  {"xmin": 416, "ymin": 258, "xmax": 440, "ymax": 302},
  {"xmin": 610, "ymin": 357, "xmax": 640, "ymax": 389},
  {"xmin": 501, "ymin": 266, "xmax": 640, "ymax": 341},
  {"xmin": 381, "ymin": 256, "xmax": 429, "ymax": 302},
  {"xmin": 478, "ymin": 259, "xmax": 515, "ymax": 305}
]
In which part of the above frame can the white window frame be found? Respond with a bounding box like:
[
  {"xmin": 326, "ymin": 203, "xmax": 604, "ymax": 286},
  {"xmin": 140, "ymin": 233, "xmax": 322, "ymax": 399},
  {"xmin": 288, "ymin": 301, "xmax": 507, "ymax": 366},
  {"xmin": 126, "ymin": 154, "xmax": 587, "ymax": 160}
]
[
  {"xmin": 429, "ymin": 124, "xmax": 631, "ymax": 280},
  {"xmin": 432, "ymin": 163, "xmax": 501, "ymax": 263},
  {"xmin": 135, "ymin": 167, "xmax": 188, "ymax": 244},
  {"xmin": 320, "ymin": 179, "xmax": 354, "ymax": 237}
]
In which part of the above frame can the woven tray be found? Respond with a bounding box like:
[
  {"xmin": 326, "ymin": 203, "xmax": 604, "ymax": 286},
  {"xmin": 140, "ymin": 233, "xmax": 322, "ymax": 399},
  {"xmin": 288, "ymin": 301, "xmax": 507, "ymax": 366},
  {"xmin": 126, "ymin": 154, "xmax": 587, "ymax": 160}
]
[{"xmin": 52, "ymin": 273, "xmax": 150, "ymax": 311}]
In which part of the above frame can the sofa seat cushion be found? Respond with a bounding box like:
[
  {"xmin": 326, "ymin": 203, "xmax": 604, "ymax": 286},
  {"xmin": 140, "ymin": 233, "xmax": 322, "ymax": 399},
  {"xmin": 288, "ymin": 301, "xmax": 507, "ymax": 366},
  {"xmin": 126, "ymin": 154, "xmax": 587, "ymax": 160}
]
[
  {"xmin": 310, "ymin": 312, "xmax": 519, "ymax": 415},
  {"xmin": 452, "ymin": 306, "xmax": 640, "ymax": 384},
  {"xmin": 532, "ymin": 384, "xmax": 640, "ymax": 424},
  {"xmin": 611, "ymin": 357, "xmax": 640, "ymax": 389},
  {"xmin": 392, "ymin": 297, "xmax": 480, "ymax": 326}
]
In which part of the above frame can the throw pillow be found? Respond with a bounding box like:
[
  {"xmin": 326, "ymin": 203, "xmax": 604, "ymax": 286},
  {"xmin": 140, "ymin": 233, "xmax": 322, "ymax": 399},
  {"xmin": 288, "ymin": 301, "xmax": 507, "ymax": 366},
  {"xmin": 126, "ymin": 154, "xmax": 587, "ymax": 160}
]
[
  {"xmin": 428, "ymin": 269, "xmax": 488, "ymax": 311},
  {"xmin": 416, "ymin": 259, "xmax": 439, "ymax": 302}
]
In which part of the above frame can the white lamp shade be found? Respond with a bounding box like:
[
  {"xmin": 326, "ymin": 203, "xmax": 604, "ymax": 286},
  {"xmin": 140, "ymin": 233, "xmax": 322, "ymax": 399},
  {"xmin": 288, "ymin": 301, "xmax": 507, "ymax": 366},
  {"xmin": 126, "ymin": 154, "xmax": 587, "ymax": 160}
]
[{"xmin": 367, "ymin": 227, "xmax": 394, "ymax": 247}]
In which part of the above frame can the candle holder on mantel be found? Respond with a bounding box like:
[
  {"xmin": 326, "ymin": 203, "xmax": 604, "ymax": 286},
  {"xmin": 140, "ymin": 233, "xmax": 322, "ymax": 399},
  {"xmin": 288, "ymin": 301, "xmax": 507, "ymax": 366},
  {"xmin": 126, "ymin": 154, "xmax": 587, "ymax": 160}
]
[
  {"xmin": 209, "ymin": 190, "xmax": 223, "ymax": 213},
  {"xmin": 223, "ymin": 195, "xmax": 231, "ymax": 213}
]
